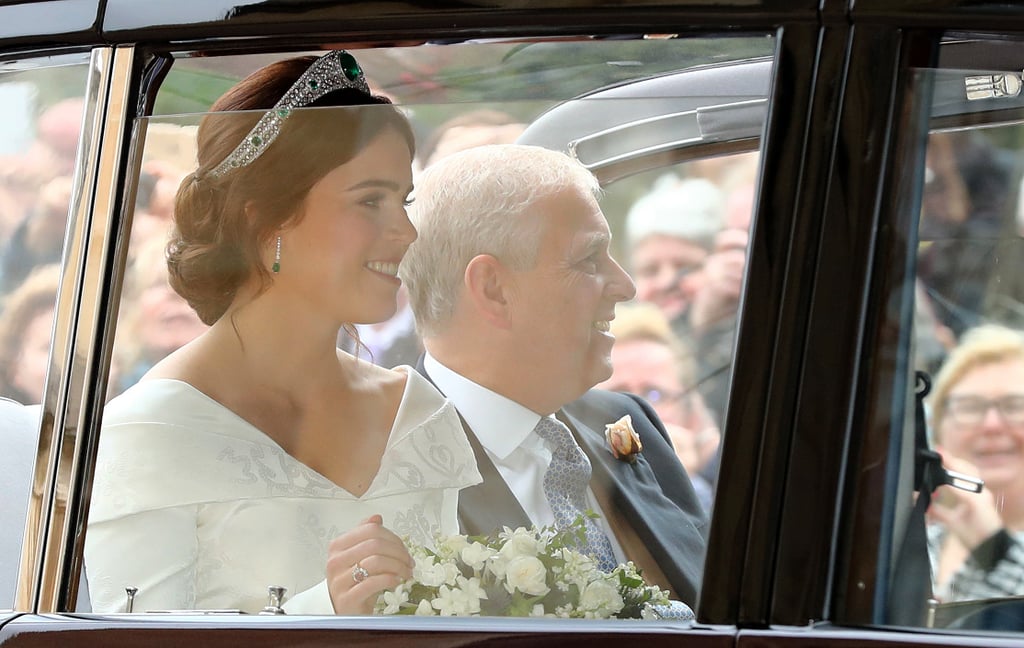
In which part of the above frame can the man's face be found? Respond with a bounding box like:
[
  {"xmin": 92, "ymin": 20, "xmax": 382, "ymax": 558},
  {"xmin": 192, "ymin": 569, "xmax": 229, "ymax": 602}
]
[
  {"xmin": 504, "ymin": 186, "xmax": 636, "ymax": 411},
  {"xmin": 631, "ymin": 234, "xmax": 707, "ymax": 322}
]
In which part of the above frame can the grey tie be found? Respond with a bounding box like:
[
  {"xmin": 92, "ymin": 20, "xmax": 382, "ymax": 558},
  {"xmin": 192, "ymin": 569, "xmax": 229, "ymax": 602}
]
[{"xmin": 533, "ymin": 416, "xmax": 617, "ymax": 572}]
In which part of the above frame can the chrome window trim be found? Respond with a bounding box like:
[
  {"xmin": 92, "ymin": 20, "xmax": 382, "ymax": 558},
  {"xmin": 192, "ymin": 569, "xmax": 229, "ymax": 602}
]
[
  {"xmin": 13, "ymin": 47, "xmax": 114, "ymax": 613},
  {"xmin": 16, "ymin": 45, "xmax": 133, "ymax": 615}
]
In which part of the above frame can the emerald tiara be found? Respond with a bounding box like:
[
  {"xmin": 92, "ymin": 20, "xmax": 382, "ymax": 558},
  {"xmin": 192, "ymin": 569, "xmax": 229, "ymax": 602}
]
[{"xmin": 206, "ymin": 50, "xmax": 370, "ymax": 179}]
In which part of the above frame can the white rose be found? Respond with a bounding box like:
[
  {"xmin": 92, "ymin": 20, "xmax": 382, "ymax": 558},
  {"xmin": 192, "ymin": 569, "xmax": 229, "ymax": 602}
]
[
  {"xmin": 579, "ymin": 579, "xmax": 624, "ymax": 617},
  {"xmin": 498, "ymin": 527, "xmax": 540, "ymax": 559},
  {"xmin": 503, "ymin": 556, "xmax": 550, "ymax": 596},
  {"xmin": 436, "ymin": 534, "xmax": 470, "ymax": 559}
]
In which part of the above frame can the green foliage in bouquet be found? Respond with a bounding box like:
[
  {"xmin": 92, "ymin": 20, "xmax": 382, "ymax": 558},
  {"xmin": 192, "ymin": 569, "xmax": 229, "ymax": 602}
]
[{"xmin": 374, "ymin": 514, "xmax": 671, "ymax": 618}]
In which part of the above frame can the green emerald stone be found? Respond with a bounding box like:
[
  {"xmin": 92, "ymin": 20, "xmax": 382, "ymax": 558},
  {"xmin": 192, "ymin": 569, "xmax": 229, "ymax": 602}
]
[
  {"xmin": 277, "ymin": 109, "xmax": 289, "ymax": 118},
  {"xmin": 272, "ymin": 262, "xmax": 280, "ymax": 273},
  {"xmin": 250, "ymin": 135, "xmax": 262, "ymax": 146},
  {"xmin": 308, "ymin": 79, "xmax": 319, "ymax": 90},
  {"xmin": 339, "ymin": 52, "xmax": 362, "ymax": 81}
]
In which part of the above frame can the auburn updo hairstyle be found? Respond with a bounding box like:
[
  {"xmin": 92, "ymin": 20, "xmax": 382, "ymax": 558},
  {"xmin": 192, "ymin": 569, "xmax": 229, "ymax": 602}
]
[{"xmin": 167, "ymin": 54, "xmax": 415, "ymax": 325}]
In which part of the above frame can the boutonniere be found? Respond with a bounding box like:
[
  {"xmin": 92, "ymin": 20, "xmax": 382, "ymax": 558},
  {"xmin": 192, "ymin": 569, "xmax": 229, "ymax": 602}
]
[{"xmin": 605, "ymin": 414, "xmax": 642, "ymax": 463}]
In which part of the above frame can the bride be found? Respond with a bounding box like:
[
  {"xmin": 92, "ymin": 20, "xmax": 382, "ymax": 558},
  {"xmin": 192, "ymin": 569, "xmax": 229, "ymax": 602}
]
[{"xmin": 85, "ymin": 51, "xmax": 481, "ymax": 615}]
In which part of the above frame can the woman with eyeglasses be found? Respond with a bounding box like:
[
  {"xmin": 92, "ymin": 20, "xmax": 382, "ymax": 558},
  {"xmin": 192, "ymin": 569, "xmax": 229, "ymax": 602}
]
[
  {"xmin": 927, "ymin": 323, "xmax": 1024, "ymax": 601},
  {"xmin": 596, "ymin": 302, "xmax": 721, "ymax": 512}
]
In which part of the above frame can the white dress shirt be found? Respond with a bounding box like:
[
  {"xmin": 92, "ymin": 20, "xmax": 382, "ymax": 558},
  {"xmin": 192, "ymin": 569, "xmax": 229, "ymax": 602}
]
[{"xmin": 424, "ymin": 353, "xmax": 625, "ymax": 562}]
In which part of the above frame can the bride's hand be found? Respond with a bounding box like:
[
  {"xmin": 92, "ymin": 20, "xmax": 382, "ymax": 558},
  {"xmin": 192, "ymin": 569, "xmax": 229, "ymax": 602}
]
[{"xmin": 326, "ymin": 514, "xmax": 414, "ymax": 614}]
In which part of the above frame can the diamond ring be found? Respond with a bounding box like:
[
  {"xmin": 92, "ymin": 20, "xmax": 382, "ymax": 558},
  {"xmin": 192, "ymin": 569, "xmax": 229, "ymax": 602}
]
[{"xmin": 352, "ymin": 562, "xmax": 369, "ymax": 583}]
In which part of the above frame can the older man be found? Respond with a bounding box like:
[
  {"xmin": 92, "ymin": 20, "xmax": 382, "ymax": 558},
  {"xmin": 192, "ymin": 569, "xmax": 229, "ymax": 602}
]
[{"xmin": 401, "ymin": 144, "xmax": 708, "ymax": 608}]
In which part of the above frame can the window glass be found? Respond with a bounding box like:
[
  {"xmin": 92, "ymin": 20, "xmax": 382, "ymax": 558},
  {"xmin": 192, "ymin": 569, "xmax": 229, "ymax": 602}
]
[
  {"xmin": 885, "ymin": 44, "xmax": 1024, "ymax": 633},
  {"xmin": 0, "ymin": 55, "xmax": 90, "ymax": 610},
  {"xmin": 88, "ymin": 35, "xmax": 771, "ymax": 619}
]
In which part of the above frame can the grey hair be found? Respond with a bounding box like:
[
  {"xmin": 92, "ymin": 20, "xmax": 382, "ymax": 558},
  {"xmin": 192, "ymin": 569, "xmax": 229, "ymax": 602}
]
[{"xmin": 401, "ymin": 144, "xmax": 601, "ymax": 337}]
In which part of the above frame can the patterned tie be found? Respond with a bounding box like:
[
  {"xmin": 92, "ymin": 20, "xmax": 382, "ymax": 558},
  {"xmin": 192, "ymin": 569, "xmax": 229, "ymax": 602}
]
[{"xmin": 533, "ymin": 416, "xmax": 618, "ymax": 572}]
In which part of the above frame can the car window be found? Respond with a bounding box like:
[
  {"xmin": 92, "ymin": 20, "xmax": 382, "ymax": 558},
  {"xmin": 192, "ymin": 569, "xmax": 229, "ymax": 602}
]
[
  {"xmin": 880, "ymin": 37, "xmax": 1024, "ymax": 634},
  {"xmin": 85, "ymin": 34, "xmax": 772, "ymax": 620},
  {"xmin": 0, "ymin": 54, "xmax": 91, "ymax": 611}
]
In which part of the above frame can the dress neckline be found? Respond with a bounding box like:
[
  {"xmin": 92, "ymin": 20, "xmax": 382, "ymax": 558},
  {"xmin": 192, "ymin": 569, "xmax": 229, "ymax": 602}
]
[{"xmin": 133, "ymin": 374, "xmax": 415, "ymax": 500}]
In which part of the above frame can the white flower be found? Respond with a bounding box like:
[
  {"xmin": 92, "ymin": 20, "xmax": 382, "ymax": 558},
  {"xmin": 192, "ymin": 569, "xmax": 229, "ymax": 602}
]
[
  {"xmin": 415, "ymin": 558, "xmax": 450, "ymax": 588},
  {"xmin": 498, "ymin": 526, "xmax": 541, "ymax": 559},
  {"xmin": 435, "ymin": 534, "xmax": 470, "ymax": 559},
  {"xmin": 431, "ymin": 583, "xmax": 482, "ymax": 616},
  {"xmin": 414, "ymin": 599, "xmax": 434, "ymax": 616},
  {"xmin": 377, "ymin": 515, "xmax": 666, "ymax": 620},
  {"xmin": 460, "ymin": 541, "xmax": 497, "ymax": 571},
  {"xmin": 456, "ymin": 575, "xmax": 488, "ymax": 604},
  {"xmin": 554, "ymin": 603, "xmax": 576, "ymax": 618},
  {"xmin": 579, "ymin": 578, "xmax": 624, "ymax": 616},
  {"xmin": 378, "ymin": 583, "xmax": 409, "ymax": 615},
  {"xmin": 557, "ymin": 547, "xmax": 597, "ymax": 588},
  {"xmin": 503, "ymin": 555, "xmax": 550, "ymax": 596},
  {"xmin": 444, "ymin": 560, "xmax": 462, "ymax": 585}
]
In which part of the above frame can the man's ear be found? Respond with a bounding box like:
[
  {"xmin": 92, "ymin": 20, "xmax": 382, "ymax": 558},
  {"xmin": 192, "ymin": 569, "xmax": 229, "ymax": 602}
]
[{"xmin": 464, "ymin": 254, "xmax": 513, "ymax": 330}]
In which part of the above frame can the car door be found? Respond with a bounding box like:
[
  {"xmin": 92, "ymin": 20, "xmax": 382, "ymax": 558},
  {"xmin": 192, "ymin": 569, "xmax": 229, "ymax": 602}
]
[
  {"xmin": 18, "ymin": 2, "xmax": 1024, "ymax": 647},
  {"xmin": 1, "ymin": 3, "xmax": 815, "ymax": 640}
]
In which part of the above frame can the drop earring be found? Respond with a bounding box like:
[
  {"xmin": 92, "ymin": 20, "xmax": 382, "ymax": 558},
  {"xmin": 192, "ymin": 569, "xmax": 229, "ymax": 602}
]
[{"xmin": 272, "ymin": 236, "xmax": 281, "ymax": 273}]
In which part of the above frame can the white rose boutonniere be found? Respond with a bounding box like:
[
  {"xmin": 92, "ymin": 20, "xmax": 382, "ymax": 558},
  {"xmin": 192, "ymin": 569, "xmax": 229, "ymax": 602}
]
[{"xmin": 605, "ymin": 414, "xmax": 642, "ymax": 463}]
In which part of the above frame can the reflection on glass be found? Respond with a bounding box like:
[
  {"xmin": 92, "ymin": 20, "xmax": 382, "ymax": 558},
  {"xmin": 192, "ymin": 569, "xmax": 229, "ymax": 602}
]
[
  {"xmin": 895, "ymin": 65, "xmax": 1024, "ymax": 630},
  {"xmin": 89, "ymin": 36, "xmax": 773, "ymax": 618},
  {"xmin": 0, "ymin": 58, "xmax": 89, "ymax": 612}
]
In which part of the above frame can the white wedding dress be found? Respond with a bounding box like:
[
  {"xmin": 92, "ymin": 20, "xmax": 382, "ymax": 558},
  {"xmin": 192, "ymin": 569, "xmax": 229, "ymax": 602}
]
[{"xmin": 85, "ymin": 368, "xmax": 481, "ymax": 615}]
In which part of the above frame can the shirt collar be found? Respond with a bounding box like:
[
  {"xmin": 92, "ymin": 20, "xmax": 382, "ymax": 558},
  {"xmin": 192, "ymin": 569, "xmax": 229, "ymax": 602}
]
[{"xmin": 424, "ymin": 352, "xmax": 542, "ymax": 460}]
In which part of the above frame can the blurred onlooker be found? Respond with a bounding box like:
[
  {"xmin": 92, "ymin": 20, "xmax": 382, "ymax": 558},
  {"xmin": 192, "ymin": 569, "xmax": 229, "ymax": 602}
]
[
  {"xmin": 915, "ymin": 280, "xmax": 956, "ymax": 375},
  {"xmin": 917, "ymin": 131, "xmax": 1013, "ymax": 337},
  {"xmin": 418, "ymin": 108, "xmax": 526, "ymax": 170},
  {"xmin": 33, "ymin": 97, "xmax": 85, "ymax": 176},
  {"xmin": 926, "ymin": 323, "xmax": 1024, "ymax": 601},
  {"xmin": 128, "ymin": 162, "xmax": 189, "ymax": 253},
  {"xmin": 111, "ymin": 237, "xmax": 207, "ymax": 396},
  {"xmin": 0, "ymin": 175, "xmax": 73, "ymax": 297},
  {"xmin": 0, "ymin": 96, "xmax": 83, "ymax": 288},
  {"xmin": 625, "ymin": 174, "xmax": 725, "ymax": 338},
  {"xmin": 337, "ymin": 285, "xmax": 421, "ymax": 369},
  {"xmin": 0, "ymin": 264, "xmax": 60, "ymax": 404},
  {"xmin": 597, "ymin": 302, "xmax": 720, "ymax": 511}
]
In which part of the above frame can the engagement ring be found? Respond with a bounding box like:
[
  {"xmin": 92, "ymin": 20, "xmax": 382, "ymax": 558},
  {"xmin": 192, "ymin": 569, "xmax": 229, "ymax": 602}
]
[{"xmin": 352, "ymin": 563, "xmax": 369, "ymax": 583}]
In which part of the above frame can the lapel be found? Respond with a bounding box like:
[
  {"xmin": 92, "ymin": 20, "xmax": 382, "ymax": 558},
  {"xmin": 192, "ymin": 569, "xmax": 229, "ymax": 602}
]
[
  {"xmin": 558, "ymin": 404, "xmax": 672, "ymax": 531},
  {"xmin": 560, "ymin": 395, "xmax": 705, "ymax": 604},
  {"xmin": 556, "ymin": 407, "xmax": 679, "ymax": 598},
  {"xmin": 413, "ymin": 357, "xmax": 531, "ymax": 537}
]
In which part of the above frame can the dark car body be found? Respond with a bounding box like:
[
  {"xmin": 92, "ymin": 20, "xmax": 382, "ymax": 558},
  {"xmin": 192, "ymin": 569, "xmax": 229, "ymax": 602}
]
[{"xmin": 3, "ymin": 0, "xmax": 1024, "ymax": 646}]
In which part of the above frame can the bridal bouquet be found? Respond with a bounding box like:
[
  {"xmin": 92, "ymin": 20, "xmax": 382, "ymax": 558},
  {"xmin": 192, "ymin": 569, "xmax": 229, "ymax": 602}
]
[{"xmin": 374, "ymin": 515, "xmax": 670, "ymax": 618}]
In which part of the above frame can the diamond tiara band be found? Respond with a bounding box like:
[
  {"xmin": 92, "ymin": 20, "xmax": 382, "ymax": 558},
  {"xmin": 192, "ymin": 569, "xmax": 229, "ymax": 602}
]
[{"xmin": 206, "ymin": 50, "xmax": 370, "ymax": 179}]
